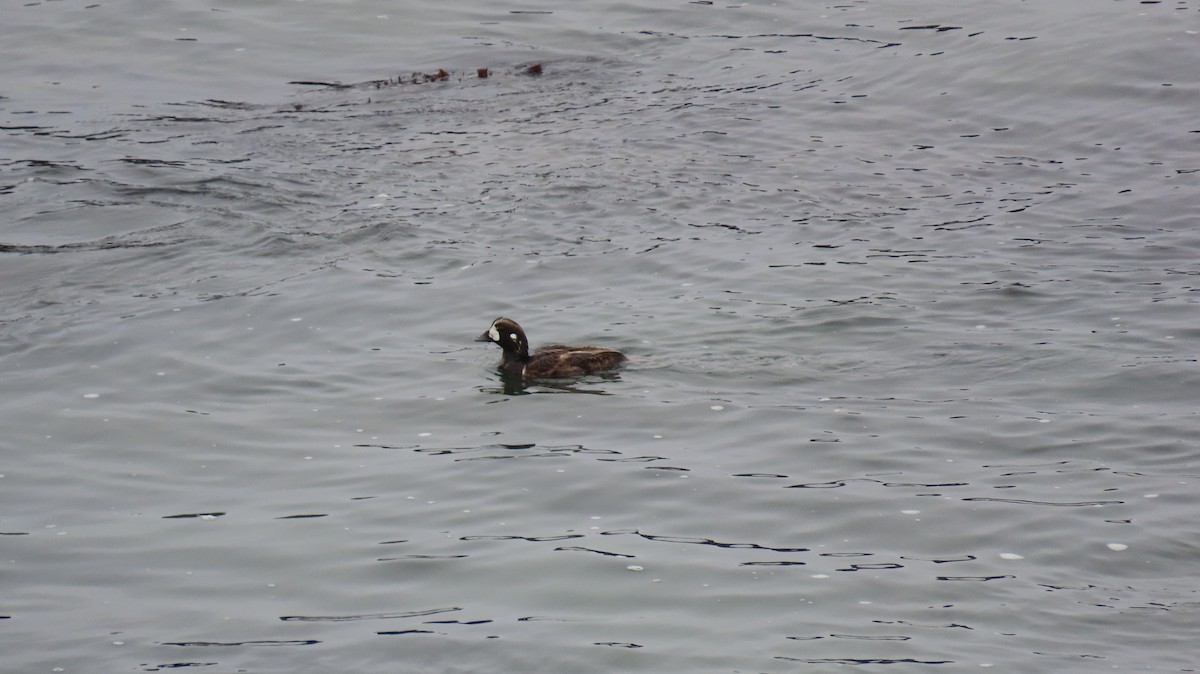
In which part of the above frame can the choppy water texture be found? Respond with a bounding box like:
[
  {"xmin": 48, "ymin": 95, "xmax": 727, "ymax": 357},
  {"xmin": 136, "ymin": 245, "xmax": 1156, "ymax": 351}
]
[{"xmin": 3, "ymin": 1, "xmax": 1199, "ymax": 672}]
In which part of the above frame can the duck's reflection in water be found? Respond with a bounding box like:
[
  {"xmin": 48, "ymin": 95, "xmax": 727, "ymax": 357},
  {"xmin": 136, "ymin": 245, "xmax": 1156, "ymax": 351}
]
[{"xmin": 480, "ymin": 370, "xmax": 624, "ymax": 396}]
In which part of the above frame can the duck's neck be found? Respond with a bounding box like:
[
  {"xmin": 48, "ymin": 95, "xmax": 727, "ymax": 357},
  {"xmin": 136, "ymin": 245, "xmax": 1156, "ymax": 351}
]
[{"xmin": 500, "ymin": 347, "xmax": 530, "ymax": 371}]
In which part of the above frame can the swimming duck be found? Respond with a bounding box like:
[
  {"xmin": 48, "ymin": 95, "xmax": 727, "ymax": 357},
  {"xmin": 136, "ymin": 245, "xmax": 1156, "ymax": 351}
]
[{"xmin": 475, "ymin": 317, "xmax": 627, "ymax": 378}]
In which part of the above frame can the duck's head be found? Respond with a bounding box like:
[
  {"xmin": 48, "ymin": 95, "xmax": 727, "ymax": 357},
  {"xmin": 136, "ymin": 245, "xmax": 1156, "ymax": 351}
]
[{"xmin": 475, "ymin": 317, "xmax": 529, "ymax": 356}]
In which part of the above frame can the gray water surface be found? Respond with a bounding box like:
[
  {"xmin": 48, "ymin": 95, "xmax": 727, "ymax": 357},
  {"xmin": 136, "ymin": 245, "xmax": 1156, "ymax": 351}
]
[{"xmin": 3, "ymin": 1, "xmax": 1199, "ymax": 672}]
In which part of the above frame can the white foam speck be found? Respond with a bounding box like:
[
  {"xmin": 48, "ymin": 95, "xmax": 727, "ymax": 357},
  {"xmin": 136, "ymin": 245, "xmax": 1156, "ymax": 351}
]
[
  {"xmin": 418, "ymin": 432, "xmax": 432, "ymax": 437},
  {"xmin": 82, "ymin": 393, "xmax": 100, "ymax": 399},
  {"xmin": 999, "ymin": 553, "xmax": 1024, "ymax": 560},
  {"xmin": 290, "ymin": 317, "xmax": 302, "ymax": 322},
  {"xmin": 627, "ymin": 565, "xmax": 644, "ymax": 572},
  {"xmin": 1107, "ymin": 543, "xmax": 1128, "ymax": 551},
  {"xmin": 901, "ymin": 509, "xmax": 920, "ymax": 515},
  {"xmin": 811, "ymin": 574, "xmax": 829, "ymax": 579},
  {"xmin": 1143, "ymin": 493, "xmax": 1159, "ymax": 498},
  {"xmin": 710, "ymin": 405, "xmax": 724, "ymax": 411}
]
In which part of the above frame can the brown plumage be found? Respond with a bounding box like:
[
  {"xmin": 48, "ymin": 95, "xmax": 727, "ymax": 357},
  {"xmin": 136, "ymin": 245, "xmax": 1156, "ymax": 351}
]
[{"xmin": 475, "ymin": 317, "xmax": 626, "ymax": 378}]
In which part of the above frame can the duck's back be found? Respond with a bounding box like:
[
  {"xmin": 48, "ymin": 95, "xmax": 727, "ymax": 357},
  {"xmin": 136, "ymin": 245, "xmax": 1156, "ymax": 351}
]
[{"xmin": 526, "ymin": 344, "xmax": 627, "ymax": 377}]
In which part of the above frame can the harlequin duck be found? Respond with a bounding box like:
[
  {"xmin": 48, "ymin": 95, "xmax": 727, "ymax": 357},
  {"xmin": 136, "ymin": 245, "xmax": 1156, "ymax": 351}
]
[{"xmin": 475, "ymin": 317, "xmax": 627, "ymax": 378}]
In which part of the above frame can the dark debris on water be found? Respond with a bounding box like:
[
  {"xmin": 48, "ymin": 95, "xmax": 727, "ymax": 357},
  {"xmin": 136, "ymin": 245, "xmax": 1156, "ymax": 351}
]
[{"xmin": 288, "ymin": 63, "xmax": 545, "ymax": 92}]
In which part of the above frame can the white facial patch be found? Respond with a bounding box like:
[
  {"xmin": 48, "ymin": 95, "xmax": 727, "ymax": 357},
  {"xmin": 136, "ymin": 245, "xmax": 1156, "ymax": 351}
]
[
  {"xmin": 488, "ymin": 325, "xmax": 500, "ymax": 342},
  {"xmin": 510, "ymin": 333, "xmax": 518, "ymax": 343}
]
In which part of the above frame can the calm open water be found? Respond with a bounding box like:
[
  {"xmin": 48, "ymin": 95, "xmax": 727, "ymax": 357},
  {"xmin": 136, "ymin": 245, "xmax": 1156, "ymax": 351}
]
[{"xmin": 3, "ymin": 1, "xmax": 1199, "ymax": 672}]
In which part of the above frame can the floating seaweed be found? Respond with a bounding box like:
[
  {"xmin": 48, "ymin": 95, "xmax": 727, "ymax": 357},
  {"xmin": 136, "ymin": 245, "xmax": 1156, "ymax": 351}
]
[{"xmin": 296, "ymin": 63, "xmax": 547, "ymax": 93}]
